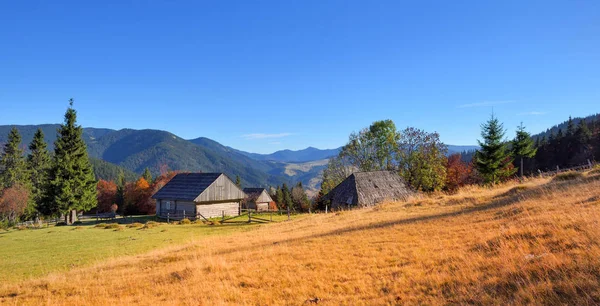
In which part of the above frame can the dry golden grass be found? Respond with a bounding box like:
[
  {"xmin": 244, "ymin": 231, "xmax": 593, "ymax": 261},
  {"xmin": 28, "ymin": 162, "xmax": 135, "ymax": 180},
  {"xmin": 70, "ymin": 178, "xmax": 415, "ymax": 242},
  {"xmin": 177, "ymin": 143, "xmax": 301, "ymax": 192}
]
[{"xmin": 2, "ymin": 173, "xmax": 600, "ymax": 305}]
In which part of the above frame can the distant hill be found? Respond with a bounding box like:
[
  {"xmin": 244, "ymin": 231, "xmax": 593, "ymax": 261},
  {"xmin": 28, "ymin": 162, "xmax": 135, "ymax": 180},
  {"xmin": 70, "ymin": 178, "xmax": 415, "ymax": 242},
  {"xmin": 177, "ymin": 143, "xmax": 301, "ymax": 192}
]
[
  {"xmin": 447, "ymin": 145, "xmax": 479, "ymax": 155},
  {"xmin": 0, "ymin": 125, "xmax": 290, "ymax": 188},
  {"xmin": 90, "ymin": 158, "xmax": 138, "ymax": 182},
  {"xmin": 533, "ymin": 113, "xmax": 600, "ymax": 140},
  {"xmin": 234, "ymin": 146, "xmax": 342, "ymax": 163}
]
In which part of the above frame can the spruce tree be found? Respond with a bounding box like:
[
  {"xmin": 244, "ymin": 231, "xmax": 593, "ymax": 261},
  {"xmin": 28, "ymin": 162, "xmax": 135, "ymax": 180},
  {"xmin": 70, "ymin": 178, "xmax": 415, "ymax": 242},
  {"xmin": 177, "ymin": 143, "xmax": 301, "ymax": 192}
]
[
  {"xmin": 27, "ymin": 128, "xmax": 51, "ymax": 213},
  {"xmin": 47, "ymin": 99, "xmax": 97, "ymax": 223},
  {"xmin": 281, "ymin": 183, "xmax": 293, "ymax": 210},
  {"xmin": 512, "ymin": 123, "xmax": 537, "ymax": 178},
  {"xmin": 475, "ymin": 115, "xmax": 516, "ymax": 184},
  {"xmin": 115, "ymin": 169, "xmax": 126, "ymax": 211},
  {"xmin": 235, "ymin": 175, "xmax": 242, "ymax": 188},
  {"xmin": 275, "ymin": 186, "xmax": 284, "ymax": 209},
  {"xmin": 142, "ymin": 167, "xmax": 153, "ymax": 183},
  {"xmin": 0, "ymin": 127, "xmax": 29, "ymax": 189}
]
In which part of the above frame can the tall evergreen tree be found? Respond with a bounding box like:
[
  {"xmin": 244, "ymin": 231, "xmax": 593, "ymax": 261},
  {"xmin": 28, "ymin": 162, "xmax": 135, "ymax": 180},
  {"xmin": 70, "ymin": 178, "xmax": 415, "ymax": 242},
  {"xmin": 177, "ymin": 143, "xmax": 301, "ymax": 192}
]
[
  {"xmin": 0, "ymin": 127, "xmax": 29, "ymax": 189},
  {"xmin": 281, "ymin": 183, "xmax": 293, "ymax": 210},
  {"xmin": 47, "ymin": 99, "xmax": 97, "ymax": 223},
  {"xmin": 115, "ymin": 169, "xmax": 126, "ymax": 211},
  {"xmin": 235, "ymin": 175, "xmax": 242, "ymax": 188},
  {"xmin": 475, "ymin": 115, "xmax": 516, "ymax": 184},
  {"xmin": 142, "ymin": 167, "xmax": 153, "ymax": 183},
  {"xmin": 27, "ymin": 128, "xmax": 51, "ymax": 213},
  {"xmin": 275, "ymin": 186, "xmax": 284, "ymax": 209},
  {"xmin": 512, "ymin": 123, "xmax": 537, "ymax": 178}
]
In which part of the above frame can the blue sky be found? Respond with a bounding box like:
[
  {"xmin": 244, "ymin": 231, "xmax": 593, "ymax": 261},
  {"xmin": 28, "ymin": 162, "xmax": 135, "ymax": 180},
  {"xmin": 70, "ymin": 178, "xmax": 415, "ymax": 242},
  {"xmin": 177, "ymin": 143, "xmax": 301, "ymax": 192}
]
[{"xmin": 1, "ymin": 1, "xmax": 599, "ymax": 153}]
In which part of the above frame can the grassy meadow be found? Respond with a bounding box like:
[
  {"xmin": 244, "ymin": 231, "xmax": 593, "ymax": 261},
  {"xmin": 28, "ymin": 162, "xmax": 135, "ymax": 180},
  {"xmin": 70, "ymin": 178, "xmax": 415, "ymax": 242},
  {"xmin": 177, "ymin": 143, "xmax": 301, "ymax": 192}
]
[
  {"xmin": 0, "ymin": 213, "xmax": 295, "ymax": 283},
  {"xmin": 2, "ymin": 172, "xmax": 600, "ymax": 304}
]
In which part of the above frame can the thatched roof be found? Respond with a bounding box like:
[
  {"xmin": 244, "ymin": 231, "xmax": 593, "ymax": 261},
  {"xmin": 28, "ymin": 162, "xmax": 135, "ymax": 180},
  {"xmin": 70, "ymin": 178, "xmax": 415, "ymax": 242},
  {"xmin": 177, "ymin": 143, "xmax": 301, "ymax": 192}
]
[
  {"xmin": 323, "ymin": 171, "xmax": 414, "ymax": 208},
  {"xmin": 152, "ymin": 173, "xmax": 222, "ymax": 201}
]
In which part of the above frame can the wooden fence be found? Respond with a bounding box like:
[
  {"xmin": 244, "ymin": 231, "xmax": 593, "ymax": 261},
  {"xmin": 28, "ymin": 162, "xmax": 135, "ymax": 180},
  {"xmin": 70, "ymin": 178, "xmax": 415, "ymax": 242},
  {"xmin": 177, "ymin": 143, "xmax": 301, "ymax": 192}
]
[
  {"xmin": 158, "ymin": 208, "xmax": 294, "ymax": 224},
  {"xmin": 537, "ymin": 160, "xmax": 595, "ymax": 177}
]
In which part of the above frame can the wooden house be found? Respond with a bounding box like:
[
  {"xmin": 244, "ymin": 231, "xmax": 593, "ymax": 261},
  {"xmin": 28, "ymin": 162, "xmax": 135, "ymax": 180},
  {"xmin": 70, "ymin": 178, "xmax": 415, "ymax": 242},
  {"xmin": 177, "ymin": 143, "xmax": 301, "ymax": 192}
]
[
  {"xmin": 152, "ymin": 173, "xmax": 246, "ymax": 219},
  {"xmin": 243, "ymin": 188, "xmax": 273, "ymax": 211},
  {"xmin": 323, "ymin": 171, "xmax": 414, "ymax": 209}
]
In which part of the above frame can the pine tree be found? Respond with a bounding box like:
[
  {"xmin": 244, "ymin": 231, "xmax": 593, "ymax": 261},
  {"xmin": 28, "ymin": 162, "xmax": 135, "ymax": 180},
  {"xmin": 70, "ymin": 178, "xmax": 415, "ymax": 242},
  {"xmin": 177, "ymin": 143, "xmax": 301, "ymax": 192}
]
[
  {"xmin": 47, "ymin": 99, "xmax": 97, "ymax": 223},
  {"xmin": 475, "ymin": 115, "xmax": 516, "ymax": 184},
  {"xmin": 27, "ymin": 128, "xmax": 51, "ymax": 213},
  {"xmin": 281, "ymin": 183, "xmax": 293, "ymax": 210},
  {"xmin": 512, "ymin": 123, "xmax": 537, "ymax": 178},
  {"xmin": 0, "ymin": 127, "xmax": 29, "ymax": 189},
  {"xmin": 235, "ymin": 175, "xmax": 242, "ymax": 188},
  {"xmin": 115, "ymin": 169, "xmax": 126, "ymax": 211},
  {"xmin": 142, "ymin": 167, "xmax": 153, "ymax": 183},
  {"xmin": 275, "ymin": 186, "xmax": 284, "ymax": 209}
]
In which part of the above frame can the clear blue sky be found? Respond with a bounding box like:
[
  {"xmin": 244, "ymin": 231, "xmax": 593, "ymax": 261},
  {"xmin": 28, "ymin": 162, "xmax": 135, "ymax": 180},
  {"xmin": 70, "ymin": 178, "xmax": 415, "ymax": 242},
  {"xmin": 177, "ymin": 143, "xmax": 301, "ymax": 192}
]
[{"xmin": 1, "ymin": 1, "xmax": 599, "ymax": 153}]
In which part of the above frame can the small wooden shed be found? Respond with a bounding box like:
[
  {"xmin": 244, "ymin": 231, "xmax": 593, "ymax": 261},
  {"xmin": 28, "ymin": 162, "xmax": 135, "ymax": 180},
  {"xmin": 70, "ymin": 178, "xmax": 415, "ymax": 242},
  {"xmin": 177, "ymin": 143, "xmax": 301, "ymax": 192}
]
[
  {"xmin": 243, "ymin": 188, "xmax": 273, "ymax": 211},
  {"xmin": 152, "ymin": 173, "xmax": 246, "ymax": 219},
  {"xmin": 323, "ymin": 171, "xmax": 414, "ymax": 210}
]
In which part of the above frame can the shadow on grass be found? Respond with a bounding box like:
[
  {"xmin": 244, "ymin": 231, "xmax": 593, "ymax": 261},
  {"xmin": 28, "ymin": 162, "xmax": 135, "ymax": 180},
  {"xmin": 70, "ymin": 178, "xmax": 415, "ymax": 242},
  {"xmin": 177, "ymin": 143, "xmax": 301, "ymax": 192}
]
[{"xmin": 210, "ymin": 177, "xmax": 598, "ymax": 257}]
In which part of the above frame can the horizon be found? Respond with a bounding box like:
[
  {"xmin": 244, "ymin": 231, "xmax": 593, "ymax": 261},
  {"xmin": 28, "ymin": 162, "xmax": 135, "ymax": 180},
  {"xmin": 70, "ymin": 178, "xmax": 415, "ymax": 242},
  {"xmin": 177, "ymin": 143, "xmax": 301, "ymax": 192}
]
[{"xmin": 1, "ymin": 1, "xmax": 599, "ymax": 153}]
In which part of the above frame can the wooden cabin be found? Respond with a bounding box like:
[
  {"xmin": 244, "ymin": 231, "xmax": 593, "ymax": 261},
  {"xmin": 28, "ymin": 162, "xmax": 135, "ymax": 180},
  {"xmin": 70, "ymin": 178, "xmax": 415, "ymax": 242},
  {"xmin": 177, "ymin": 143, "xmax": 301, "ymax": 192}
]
[
  {"xmin": 243, "ymin": 188, "xmax": 273, "ymax": 211},
  {"xmin": 323, "ymin": 171, "xmax": 414, "ymax": 210},
  {"xmin": 152, "ymin": 173, "xmax": 246, "ymax": 219}
]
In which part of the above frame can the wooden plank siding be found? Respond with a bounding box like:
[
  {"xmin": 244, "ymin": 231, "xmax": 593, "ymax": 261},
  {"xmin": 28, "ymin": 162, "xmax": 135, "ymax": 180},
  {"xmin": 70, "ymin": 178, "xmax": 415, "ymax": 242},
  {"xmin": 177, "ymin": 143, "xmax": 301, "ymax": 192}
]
[
  {"xmin": 197, "ymin": 202, "xmax": 239, "ymax": 218},
  {"xmin": 195, "ymin": 175, "xmax": 246, "ymax": 203}
]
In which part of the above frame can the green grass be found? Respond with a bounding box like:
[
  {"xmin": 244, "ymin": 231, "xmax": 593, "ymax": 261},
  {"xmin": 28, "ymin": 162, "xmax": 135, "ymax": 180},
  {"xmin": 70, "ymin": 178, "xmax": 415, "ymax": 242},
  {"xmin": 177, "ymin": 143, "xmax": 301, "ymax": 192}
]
[{"xmin": 0, "ymin": 213, "xmax": 297, "ymax": 283}]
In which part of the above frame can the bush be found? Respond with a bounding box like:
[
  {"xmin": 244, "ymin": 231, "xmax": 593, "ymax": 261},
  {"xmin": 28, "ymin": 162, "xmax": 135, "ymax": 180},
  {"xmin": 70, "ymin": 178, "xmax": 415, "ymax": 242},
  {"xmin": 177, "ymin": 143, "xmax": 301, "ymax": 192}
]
[
  {"xmin": 180, "ymin": 218, "xmax": 191, "ymax": 225},
  {"xmin": 104, "ymin": 223, "xmax": 121, "ymax": 229},
  {"xmin": 0, "ymin": 220, "xmax": 14, "ymax": 230},
  {"xmin": 55, "ymin": 222, "xmax": 68, "ymax": 227},
  {"xmin": 127, "ymin": 222, "xmax": 144, "ymax": 228},
  {"xmin": 16, "ymin": 225, "xmax": 27, "ymax": 231},
  {"xmin": 553, "ymin": 172, "xmax": 583, "ymax": 181},
  {"xmin": 141, "ymin": 221, "xmax": 160, "ymax": 230},
  {"xmin": 94, "ymin": 223, "xmax": 107, "ymax": 228},
  {"xmin": 73, "ymin": 221, "xmax": 83, "ymax": 225}
]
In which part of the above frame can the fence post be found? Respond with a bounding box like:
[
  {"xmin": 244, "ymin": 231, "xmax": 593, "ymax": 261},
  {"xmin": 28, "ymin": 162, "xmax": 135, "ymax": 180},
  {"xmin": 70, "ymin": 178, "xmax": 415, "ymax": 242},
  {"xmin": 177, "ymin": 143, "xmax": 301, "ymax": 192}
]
[
  {"xmin": 325, "ymin": 205, "xmax": 328, "ymax": 214},
  {"xmin": 287, "ymin": 206, "xmax": 290, "ymax": 221},
  {"xmin": 270, "ymin": 211, "xmax": 272, "ymax": 222},
  {"xmin": 167, "ymin": 212, "xmax": 170, "ymax": 224},
  {"xmin": 183, "ymin": 210, "xmax": 186, "ymax": 220},
  {"xmin": 248, "ymin": 211, "xmax": 252, "ymax": 223},
  {"xmin": 222, "ymin": 210, "xmax": 225, "ymax": 223}
]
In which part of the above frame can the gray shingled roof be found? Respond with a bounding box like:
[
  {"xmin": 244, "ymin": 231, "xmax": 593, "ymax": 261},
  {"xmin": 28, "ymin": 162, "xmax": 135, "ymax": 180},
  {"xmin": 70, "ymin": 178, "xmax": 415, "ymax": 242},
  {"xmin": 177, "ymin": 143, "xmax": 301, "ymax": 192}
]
[
  {"xmin": 243, "ymin": 188, "xmax": 266, "ymax": 194},
  {"xmin": 151, "ymin": 173, "xmax": 222, "ymax": 201},
  {"xmin": 243, "ymin": 188, "xmax": 266, "ymax": 201},
  {"xmin": 324, "ymin": 170, "xmax": 414, "ymax": 207}
]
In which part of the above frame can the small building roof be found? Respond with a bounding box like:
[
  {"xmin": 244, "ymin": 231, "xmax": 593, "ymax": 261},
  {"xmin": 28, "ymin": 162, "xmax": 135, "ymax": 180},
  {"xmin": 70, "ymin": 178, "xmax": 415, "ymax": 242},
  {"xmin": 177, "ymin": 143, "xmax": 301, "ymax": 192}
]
[
  {"xmin": 243, "ymin": 188, "xmax": 270, "ymax": 202},
  {"xmin": 243, "ymin": 188, "xmax": 266, "ymax": 194},
  {"xmin": 151, "ymin": 173, "xmax": 222, "ymax": 201},
  {"xmin": 324, "ymin": 170, "xmax": 414, "ymax": 207}
]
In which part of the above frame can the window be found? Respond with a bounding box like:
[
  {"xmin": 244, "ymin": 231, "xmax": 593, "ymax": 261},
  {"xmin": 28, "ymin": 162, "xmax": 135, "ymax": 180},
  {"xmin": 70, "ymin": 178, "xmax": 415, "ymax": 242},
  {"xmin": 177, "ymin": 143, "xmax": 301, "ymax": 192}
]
[{"xmin": 165, "ymin": 201, "xmax": 171, "ymax": 210}]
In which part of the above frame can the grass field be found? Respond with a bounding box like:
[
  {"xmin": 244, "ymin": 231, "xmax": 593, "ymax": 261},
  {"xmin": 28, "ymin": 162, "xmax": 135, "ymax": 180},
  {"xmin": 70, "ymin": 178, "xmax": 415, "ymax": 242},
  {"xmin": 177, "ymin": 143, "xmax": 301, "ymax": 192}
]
[
  {"xmin": 2, "ymin": 172, "xmax": 600, "ymax": 305},
  {"xmin": 0, "ymin": 213, "xmax": 295, "ymax": 283}
]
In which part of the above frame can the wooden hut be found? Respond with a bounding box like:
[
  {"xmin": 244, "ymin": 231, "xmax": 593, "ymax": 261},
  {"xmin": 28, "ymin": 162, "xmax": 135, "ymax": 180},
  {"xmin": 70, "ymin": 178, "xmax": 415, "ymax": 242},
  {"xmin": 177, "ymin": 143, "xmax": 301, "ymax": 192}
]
[
  {"xmin": 243, "ymin": 188, "xmax": 273, "ymax": 211},
  {"xmin": 323, "ymin": 171, "xmax": 414, "ymax": 209},
  {"xmin": 152, "ymin": 173, "xmax": 246, "ymax": 219}
]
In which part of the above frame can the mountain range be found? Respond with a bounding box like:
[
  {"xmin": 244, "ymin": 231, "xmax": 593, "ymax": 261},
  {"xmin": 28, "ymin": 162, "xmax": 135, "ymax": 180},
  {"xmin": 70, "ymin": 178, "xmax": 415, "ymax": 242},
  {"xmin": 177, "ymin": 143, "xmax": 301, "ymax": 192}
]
[{"xmin": 0, "ymin": 124, "xmax": 479, "ymax": 195}]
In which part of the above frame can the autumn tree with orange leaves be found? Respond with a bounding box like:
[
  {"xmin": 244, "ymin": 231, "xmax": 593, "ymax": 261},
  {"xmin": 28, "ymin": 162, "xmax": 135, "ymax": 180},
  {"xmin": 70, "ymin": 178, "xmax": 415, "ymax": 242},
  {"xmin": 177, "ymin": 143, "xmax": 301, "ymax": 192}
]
[
  {"xmin": 445, "ymin": 153, "xmax": 477, "ymax": 193},
  {"xmin": 96, "ymin": 180, "xmax": 117, "ymax": 213}
]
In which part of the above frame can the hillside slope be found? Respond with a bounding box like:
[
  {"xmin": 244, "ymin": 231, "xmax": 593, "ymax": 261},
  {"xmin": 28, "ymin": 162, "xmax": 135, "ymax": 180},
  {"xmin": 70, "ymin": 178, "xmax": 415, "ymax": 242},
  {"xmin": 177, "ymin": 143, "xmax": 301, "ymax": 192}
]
[{"xmin": 3, "ymin": 171, "xmax": 600, "ymax": 304}]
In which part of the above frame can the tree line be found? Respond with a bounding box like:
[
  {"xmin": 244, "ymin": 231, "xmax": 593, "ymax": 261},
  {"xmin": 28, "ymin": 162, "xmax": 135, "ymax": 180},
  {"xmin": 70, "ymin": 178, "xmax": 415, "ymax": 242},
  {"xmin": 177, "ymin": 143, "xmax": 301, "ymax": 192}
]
[
  {"xmin": 0, "ymin": 100, "xmax": 96, "ymax": 225},
  {"xmin": 318, "ymin": 113, "xmax": 599, "ymax": 202}
]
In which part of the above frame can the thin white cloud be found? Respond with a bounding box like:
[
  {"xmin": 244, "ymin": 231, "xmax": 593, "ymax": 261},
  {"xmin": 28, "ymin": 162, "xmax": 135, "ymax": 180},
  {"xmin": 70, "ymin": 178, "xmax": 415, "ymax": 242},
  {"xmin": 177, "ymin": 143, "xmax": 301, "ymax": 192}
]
[
  {"xmin": 517, "ymin": 111, "xmax": 547, "ymax": 116},
  {"xmin": 458, "ymin": 100, "xmax": 515, "ymax": 108},
  {"xmin": 242, "ymin": 133, "xmax": 292, "ymax": 140}
]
